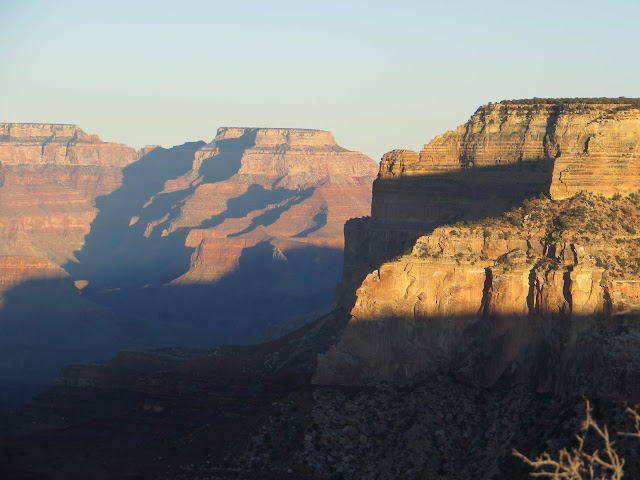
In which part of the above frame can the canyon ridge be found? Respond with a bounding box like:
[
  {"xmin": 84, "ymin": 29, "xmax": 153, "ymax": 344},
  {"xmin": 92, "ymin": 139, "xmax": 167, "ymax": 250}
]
[
  {"xmin": 0, "ymin": 124, "xmax": 378, "ymax": 408},
  {"xmin": 4, "ymin": 99, "xmax": 640, "ymax": 480}
]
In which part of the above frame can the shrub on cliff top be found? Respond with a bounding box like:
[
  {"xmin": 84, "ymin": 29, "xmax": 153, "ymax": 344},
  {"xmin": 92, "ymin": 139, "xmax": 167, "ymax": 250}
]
[{"xmin": 500, "ymin": 97, "xmax": 640, "ymax": 107}]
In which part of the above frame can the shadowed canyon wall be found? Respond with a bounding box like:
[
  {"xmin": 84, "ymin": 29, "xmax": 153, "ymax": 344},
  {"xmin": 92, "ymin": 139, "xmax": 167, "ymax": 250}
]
[{"xmin": 0, "ymin": 124, "xmax": 377, "ymax": 408}]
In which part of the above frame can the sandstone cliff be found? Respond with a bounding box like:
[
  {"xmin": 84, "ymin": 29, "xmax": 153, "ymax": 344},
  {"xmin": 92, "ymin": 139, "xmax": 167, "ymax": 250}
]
[
  {"xmin": 337, "ymin": 102, "xmax": 640, "ymax": 307},
  {"xmin": 147, "ymin": 127, "xmax": 377, "ymax": 284},
  {"xmin": 374, "ymin": 101, "xmax": 640, "ymax": 219},
  {"xmin": 0, "ymin": 123, "xmax": 139, "ymax": 266},
  {"xmin": 320, "ymin": 100, "xmax": 640, "ymax": 398}
]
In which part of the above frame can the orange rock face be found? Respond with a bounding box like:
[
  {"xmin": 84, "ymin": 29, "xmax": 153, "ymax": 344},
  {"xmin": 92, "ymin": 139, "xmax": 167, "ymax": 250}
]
[
  {"xmin": 373, "ymin": 102, "xmax": 640, "ymax": 221},
  {"xmin": 0, "ymin": 256, "xmax": 69, "ymax": 291},
  {"xmin": 0, "ymin": 123, "xmax": 139, "ymax": 269},
  {"xmin": 315, "ymin": 218, "xmax": 617, "ymax": 388},
  {"xmin": 127, "ymin": 127, "xmax": 378, "ymax": 285},
  {"xmin": 318, "ymin": 101, "xmax": 640, "ymax": 397}
]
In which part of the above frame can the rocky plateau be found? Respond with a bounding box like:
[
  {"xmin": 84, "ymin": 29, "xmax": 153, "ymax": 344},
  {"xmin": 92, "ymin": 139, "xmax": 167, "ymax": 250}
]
[{"xmin": 5, "ymin": 99, "xmax": 640, "ymax": 480}]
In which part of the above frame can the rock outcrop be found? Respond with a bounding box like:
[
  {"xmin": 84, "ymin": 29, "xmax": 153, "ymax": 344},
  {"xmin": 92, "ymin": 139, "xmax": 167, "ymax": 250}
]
[
  {"xmin": 373, "ymin": 101, "xmax": 640, "ymax": 220},
  {"xmin": 319, "ymin": 100, "xmax": 640, "ymax": 397}
]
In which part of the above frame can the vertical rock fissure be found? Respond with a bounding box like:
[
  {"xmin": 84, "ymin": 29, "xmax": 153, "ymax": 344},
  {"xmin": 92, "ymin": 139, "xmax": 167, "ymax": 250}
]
[
  {"xmin": 563, "ymin": 267, "xmax": 573, "ymax": 316},
  {"xmin": 543, "ymin": 105, "xmax": 561, "ymax": 160},
  {"xmin": 602, "ymin": 281, "xmax": 613, "ymax": 317},
  {"xmin": 480, "ymin": 267, "xmax": 493, "ymax": 318},
  {"xmin": 527, "ymin": 267, "xmax": 537, "ymax": 315}
]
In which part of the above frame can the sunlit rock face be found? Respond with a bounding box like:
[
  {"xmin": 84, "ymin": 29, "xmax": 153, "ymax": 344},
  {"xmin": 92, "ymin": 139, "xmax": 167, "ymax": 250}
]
[
  {"xmin": 336, "ymin": 103, "xmax": 640, "ymax": 304},
  {"xmin": 373, "ymin": 102, "xmax": 640, "ymax": 220},
  {"xmin": 318, "ymin": 101, "xmax": 640, "ymax": 398},
  {"xmin": 0, "ymin": 123, "xmax": 139, "ymax": 265},
  {"xmin": 146, "ymin": 127, "xmax": 378, "ymax": 285}
]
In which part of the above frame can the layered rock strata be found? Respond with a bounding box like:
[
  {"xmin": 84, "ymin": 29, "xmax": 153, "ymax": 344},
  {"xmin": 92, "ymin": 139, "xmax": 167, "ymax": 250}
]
[
  {"xmin": 337, "ymin": 101, "xmax": 640, "ymax": 307},
  {"xmin": 318, "ymin": 194, "xmax": 640, "ymax": 394},
  {"xmin": 374, "ymin": 102, "xmax": 640, "ymax": 220},
  {"xmin": 141, "ymin": 127, "xmax": 377, "ymax": 284},
  {"xmin": 0, "ymin": 123, "xmax": 139, "ymax": 266},
  {"xmin": 321, "ymin": 100, "xmax": 640, "ymax": 396},
  {"xmin": 64, "ymin": 127, "xmax": 377, "ymax": 343}
]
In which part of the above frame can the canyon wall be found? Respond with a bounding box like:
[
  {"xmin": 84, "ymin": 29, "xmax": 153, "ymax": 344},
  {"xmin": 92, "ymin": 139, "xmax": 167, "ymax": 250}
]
[
  {"xmin": 337, "ymin": 103, "xmax": 640, "ymax": 305},
  {"xmin": 320, "ymin": 101, "xmax": 640, "ymax": 398},
  {"xmin": 0, "ymin": 124, "xmax": 377, "ymax": 407},
  {"xmin": 64, "ymin": 126, "xmax": 377, "ymax": 344},
  {"xmin": 0, "ymin": 123, "xmax": 139, "ymax": 265},
  {"xmin": 373, "ymin": 102, "xmax": 640, "ymax": 220}
]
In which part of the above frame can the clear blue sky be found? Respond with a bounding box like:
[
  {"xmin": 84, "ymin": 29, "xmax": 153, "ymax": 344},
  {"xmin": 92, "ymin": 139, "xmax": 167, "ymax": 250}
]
[{"xmin": 2, "ymin": 0, "xmax": 639, "ymax": 161}]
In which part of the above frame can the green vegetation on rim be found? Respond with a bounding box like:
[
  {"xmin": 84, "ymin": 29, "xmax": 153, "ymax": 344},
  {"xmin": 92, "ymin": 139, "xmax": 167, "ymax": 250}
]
[
  {"xmin": 476, "ymin": 98, "xmax": 640, "ymax": 117},
  {"xmin": 499, "ymin": 97, "xmax": 640, "ymax": 107}
]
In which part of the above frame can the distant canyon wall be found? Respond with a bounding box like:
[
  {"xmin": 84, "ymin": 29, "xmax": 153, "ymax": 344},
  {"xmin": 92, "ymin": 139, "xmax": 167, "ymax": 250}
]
[{"xmin": 0, "ymin": 123, "xmax": 377, "ymax": 407}]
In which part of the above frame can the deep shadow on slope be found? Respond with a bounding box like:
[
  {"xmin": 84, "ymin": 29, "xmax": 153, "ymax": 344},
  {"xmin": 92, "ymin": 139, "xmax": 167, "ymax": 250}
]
[
  {"xmin": 293, "ymin": 204, "xmax": 328, "ymax": 238},
  {"xmin": 0, "ymin": 242, "xmax": 343, "ymax": 410},
  {"xmin": 339, "ymin": 158, "xmax": 555, "ymax": 306},
  {"xmin": 0, "ymin": 278, "xmax": 133, "ymax": 411},
  {"xmin": 65, "ymin": 141, "xmax": 206, "ymax": 287},
  {"xmin": 5, "ymin": 309, "xmax": 640, "ymax": 479},
  {"xmin": 0, "ymin": 309, "xmax": 352, "ymax": 480},
  {"xmin": 85, "ymin": 242, "xmax": 345, "ymax": 347}
]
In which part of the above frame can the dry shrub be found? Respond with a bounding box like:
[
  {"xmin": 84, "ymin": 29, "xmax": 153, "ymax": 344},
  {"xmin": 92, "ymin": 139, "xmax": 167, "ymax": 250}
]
[{"xmin": 513, "ymin": 400, "xmax": 640, "ymax": 480}]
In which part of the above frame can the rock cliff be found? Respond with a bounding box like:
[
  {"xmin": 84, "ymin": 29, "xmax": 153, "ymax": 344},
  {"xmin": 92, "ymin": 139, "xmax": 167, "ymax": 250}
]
[
  {"xmin": 374, "ymin": 101, "xmax": 640, "ymax": 220},
  {"xmin": 337, "ymin": 101, "xmax": 640, "ymax": 307},
  {"xmin": 319, "ymin": 100, "xmax": 640, "ymax": 397},
  {"xmin": 0, "ymin": 124, "xmax": 377, "ymax": 407},
  {"xmin": 64, "ymin": 127, "xmax": 377, "ymax": 345},
  {"xmin": 0, "ymin": 123, "xmax": 139, "ymax": 266},
  {"xmin": 155, "ymin": 127, "xmax": 378, "ymax": 284}
]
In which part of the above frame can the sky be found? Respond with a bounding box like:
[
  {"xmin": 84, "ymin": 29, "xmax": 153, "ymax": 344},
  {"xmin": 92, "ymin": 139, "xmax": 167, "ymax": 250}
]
[{"xmin": 2, "ymin": 0, "xmax": 640, "ymax": 161}]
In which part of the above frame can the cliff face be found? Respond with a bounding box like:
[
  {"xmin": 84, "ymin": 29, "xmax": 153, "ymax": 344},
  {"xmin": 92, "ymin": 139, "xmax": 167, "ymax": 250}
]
[
  {"xmin": 373, "ymin": 103, "xmax": 640, "ymax": 220},
  {"xmin": 153, "ymin": 127, "xmax": 378, "ymax": 285},
  {"xmin": 320, "ymin": 101, "xmax": 640, "ymax": 397},
  {"xmin": 0, "ymin": 123, "xmax": 139, "ymax": 266},
  {"xmin": 0, "ymin": 124, "xmax": 377, "ymax": 407}
]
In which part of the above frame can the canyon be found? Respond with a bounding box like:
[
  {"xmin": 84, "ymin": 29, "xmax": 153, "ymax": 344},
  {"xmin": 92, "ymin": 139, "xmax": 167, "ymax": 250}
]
[
  {"xmin": 4, "ymin": 99, "xmax": 640, "ymax": 479},
  {"xmin": 0, "ymin": 124, "xmax": 377, "ymax": 408}
]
